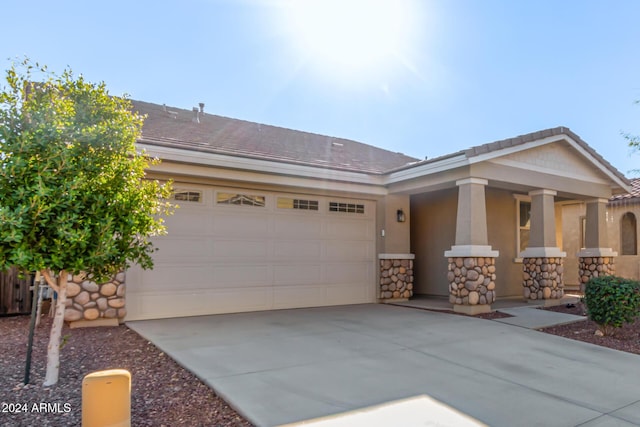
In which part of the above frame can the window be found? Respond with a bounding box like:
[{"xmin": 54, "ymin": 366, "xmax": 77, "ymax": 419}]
[
  {"xmin": 172, "ymin": 190, "xmax": 202, "ymax": 202},
  {"xmin": 579, "ymin": 216, "xmax": 587, "ymax": 250},
  {"xmin": 217, "ymin": 192, "xmax": 265, "ymax": 207},
  {"xmin": 277, "ymin": 197, "xmax": 319, "ymax": 210},
  {"xmin": 517, "ymin": 200, "xmax": 531, "ymax": 253},
  {"xmin": 329, "ymin": 202, "xmax": 364, "ymax": 214},
  {"xmin": 621, "ymin": 212, "xmax": 637, "ymax": 255}
]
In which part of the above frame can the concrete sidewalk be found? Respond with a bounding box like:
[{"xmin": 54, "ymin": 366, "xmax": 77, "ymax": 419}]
[
  {"xmin": 128, "ymin": 304, "xmax": 640, "ymax": 427},
  {"xmin": 494, "ymin": 306, "xmax": 586, "ymax": 329}
]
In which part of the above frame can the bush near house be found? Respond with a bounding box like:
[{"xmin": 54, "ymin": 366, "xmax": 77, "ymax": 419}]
[{"xmin": 584, "ymin": 276, "xmax": 640, "ymax": 336}]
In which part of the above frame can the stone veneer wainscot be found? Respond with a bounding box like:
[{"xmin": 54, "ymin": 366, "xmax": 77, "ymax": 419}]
[
  {"xmin": 378, "ymin": 254, "xmax": 414, "ymax": 300},
  {"xmin": 447, "ymin": 257, "xmax": 496, "ymax": 305},
  {"xmin": 64, "ymin": 272, "xmax": 126, "ymax": 322},
  {"xmin": 578, "ymin": 256, "xmax": 615, "ymax": 285},
  {"xmin": 522, "ymin": 257, "xmax": 564, "ymax": 300}
]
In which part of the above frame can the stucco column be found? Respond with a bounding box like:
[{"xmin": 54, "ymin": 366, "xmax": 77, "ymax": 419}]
[
  {"xmin": 576, "ymin": 199, "xmax": 617, "ymax": 286},
  {"xmin": 445, "ymin": 178, "xmax": 498, "ymax": 315},
  {"xmin": 520, "ymin": 189, "xmax": 566, "ymax": 302}
]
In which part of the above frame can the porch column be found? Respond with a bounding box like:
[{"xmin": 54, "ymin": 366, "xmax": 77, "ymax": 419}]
[
  {"xmin": 576, "ymin": 199, "xmax": 617, "ymax": 287},
  {"xmin": 520, "ymin": 189, "xmax": 566, "ymax": 302},
  {"xmin": 444, "ymin": 178, "xmax": 499, "ymax": 315}
]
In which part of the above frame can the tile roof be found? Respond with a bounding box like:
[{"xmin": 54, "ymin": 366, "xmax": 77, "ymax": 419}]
[
  {"xmin": 609, "ymin": 178, "xmax": 640, "ymax": 204},
  {"xmin": 131, "ymin": 100, "xmax": 418, "ymax": 174},
  {"xmin": 464, "ymin": 127, "xmax": 628, "ymax": 184},
  {"xmin": 131, "ymin": 101, "xmax": 630, "ymax": 190},
  {"xmin": 388, "ymin": 127, "xmax": 630, "ymax": 188}
]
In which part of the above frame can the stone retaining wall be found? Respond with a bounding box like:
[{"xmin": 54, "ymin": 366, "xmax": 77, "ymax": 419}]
[
  {"xmin": 578, "ymin": 257, "xmax": 615, "ymax": 286},
  {"xmin": 379, "ymin": 259, "xmax": 414, "ymax": 299},
  {"xmin": 522, "ymin": 257, "xmax": 564, "ymax": 300},
  {"xmin": 447, "ymin": 257, "xmax": 496, "ymax": 305},
  {"xmin": 64, "ymin": 272, "xmax": 126, "ymax": 322}
]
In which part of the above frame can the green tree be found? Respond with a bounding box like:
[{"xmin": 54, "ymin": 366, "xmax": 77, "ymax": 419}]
[
  {"xmin": 0, "ymin": 59, "xmax": 173, "ymax": 386},
  {"xmin": 624, "ymin": 100, "xmax": 640, "ymax": 152}
]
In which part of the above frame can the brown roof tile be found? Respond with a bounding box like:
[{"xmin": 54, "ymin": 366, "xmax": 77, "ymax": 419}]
[
  {"xmin": 609, "ymin": 178, "xmax": 640, "ymax": 204},
  {"xmin": 462, "ymin": 126, "xmax": 629, "ymax": 185},
  {"xmin": 131, "ymin": 100, "xmax": 418, "ymax": 174}
]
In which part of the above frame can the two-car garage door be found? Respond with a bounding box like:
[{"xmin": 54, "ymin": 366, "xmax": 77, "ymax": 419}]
[{"xmin": 125, "ymin": 185, "xmax": 376, "ymax": 320}]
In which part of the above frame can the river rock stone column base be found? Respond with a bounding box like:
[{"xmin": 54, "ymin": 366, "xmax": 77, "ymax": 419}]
[
  {"xmin": 522, "ymin": 257, "xmax": 564, "ymax": 301},
  {"xmin": 579, "ymin": 257, "xmax": 615, "ymax": 287},
  {"xmin": 379, "ymin": 259, "xmax": 414, "ymax": 300},
  {"xmin": 63, "ymin": 272, "xmax": 126, "ymax": 324},
  {"xmin": 447, "ymin": 257, "xmax": 496, "ymax": 312}
]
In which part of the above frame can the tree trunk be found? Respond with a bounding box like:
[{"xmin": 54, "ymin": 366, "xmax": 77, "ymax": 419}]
[{"xmin": 43, "ymin": 271, "xmax": 67, "ymax": 387}]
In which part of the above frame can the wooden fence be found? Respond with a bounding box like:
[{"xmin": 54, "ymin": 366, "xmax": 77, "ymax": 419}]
[{"xmin": 0, "ymin": 268, "xmax": 32, "ymax": 315}]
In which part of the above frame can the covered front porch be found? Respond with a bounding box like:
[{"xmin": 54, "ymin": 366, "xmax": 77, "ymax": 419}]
[{"xmin": 383, "ymin": 128, "xmax": 631, "ymax": 313}]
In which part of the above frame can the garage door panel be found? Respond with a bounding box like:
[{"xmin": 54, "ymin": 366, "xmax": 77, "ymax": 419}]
[
  {"xmin": 325, "ymin": 283, "xmax": 371, "ymax": 304},
  {"xmin": 325, "ymin": 262, "xmax": 374, "ymax": 284},
  {"xmin": 273, "ymin": 216, "xmax": 322, "ymax": 237},
  {"xmin": 127, "ymin": 189, "xmax": 376, "ymax": 321},
  {"xmin": 212, "ymin": 214, "xmax": 269, "ymax": 235},
  {"xmin": 212, "ymin": 240, "xmax": 269, "ymax": 258},
  {"xmin": 272, "ymin": 286, "xmax": 326, "ymax": 309},
  {"xmin": 325, "ymin": 219, "xmax": 373, "ymax": 239},
  {"xmin": 273, "ymin": 240, "xmax": 322, "ymax": 258},
  {"xmin": 135, "ymin": 288, "xmax": 272, "ymax": 319},
  {"xmin": 138, "ymin": 264, "xmax": 214, "ymax": 290},
  {"xmin": 273, "ymin": 264, "xmax": 322, "ymax": 285},
  {"xmin": 152, "ymin": 237, "xmax": 212, "ymax": 261},
  {"xmin": 164, "ymin": 211, "xmax": 210, "ymax": 235},
  {"xmin": 212, "ymin": 264, "xmax": 272, "ymax": 285},
  {"xmin": 325, "ymin": 240, "xmax": 375, "ymax": 260}
]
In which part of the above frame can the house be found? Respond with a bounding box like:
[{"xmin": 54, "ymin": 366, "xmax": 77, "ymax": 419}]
[
  {"xmin": 62, "ymin": 100, "xmax": 633, "ymax": 323},
  {"xmin": 562, "ymin": 179, "xmax": 640, "ymax": 286}
]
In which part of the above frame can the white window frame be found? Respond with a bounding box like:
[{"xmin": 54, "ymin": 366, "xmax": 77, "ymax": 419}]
[
  {"xmin": 277, "ymin": 197, "xmax": 320, "ymax": 212},
  {"xmin": 172, "ymin": 189, "xmax": 203, "ymax": 203},
  {"xmin": 216, "ymin": 191, "xmax": 266, "ymax": 207},
  {"xmin": 514, "ymin": 194, "xmax": 531, "ymax": 262},
  {"xmin": 328, "ymin": 201, "xmax": 365, "ymax": 214}
]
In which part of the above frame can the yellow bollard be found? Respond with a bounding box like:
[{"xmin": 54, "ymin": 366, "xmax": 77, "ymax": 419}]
[{"xmin": 82, "ymin": 369, "xmax": 131, "ymax": 427}]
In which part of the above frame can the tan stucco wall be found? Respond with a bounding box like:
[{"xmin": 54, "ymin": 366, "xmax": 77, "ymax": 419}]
[
  {"xmin": 561, "ymin": 203, "xmax": 584, "ymax": 286},
  {"xmin": 410, "ymin": 189, "xmax": 457, "ymax": 296},
  {"xmin": 485, "ymin": 188, "xmax": 522, "ymax": 297},
  {"xmin": 411, "ymin": 187, "xmax": 525, "ymax": 298},
  {"xmin": 377, "ymin": 194, "xmax": 411, "ymax": 254}
]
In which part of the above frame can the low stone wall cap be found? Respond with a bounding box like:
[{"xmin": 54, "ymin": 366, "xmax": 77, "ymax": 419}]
[{"xmin": 378, "ymin": 253, "xmax": 415, "ymax": 259}]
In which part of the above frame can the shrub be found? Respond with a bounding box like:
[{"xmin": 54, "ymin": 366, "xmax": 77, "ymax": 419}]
[{"xmin": 584, "ymin": 276, "xmax": 640, "ymax": 336}]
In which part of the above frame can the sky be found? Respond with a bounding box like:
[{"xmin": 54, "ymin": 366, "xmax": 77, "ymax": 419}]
[{"xmin": 2, "ymin": 0, "xmax": 640, "ymax": 176}]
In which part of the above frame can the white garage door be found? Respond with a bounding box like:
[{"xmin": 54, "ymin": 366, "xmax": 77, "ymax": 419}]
[{"xmin": 125, "ymin": 185, "xmax": 376, "ymax": 320}]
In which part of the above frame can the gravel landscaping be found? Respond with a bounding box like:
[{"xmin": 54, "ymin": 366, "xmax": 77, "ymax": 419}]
[
  {"xmin": 540, "ymin": 301, "xmax": 640, "ymax": 355},
  {"xmin": 0, "ymin": 315, "xmax": 252, "ymax": 427},
  {"xmin": 1, "ymin": 300, "xmax": 638, "ymax": 427}
]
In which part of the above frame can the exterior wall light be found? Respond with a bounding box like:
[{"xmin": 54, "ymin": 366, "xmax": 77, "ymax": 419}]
[{"xmin": 396, "ymin": 209, "xmax": 406, "ymax": 223}]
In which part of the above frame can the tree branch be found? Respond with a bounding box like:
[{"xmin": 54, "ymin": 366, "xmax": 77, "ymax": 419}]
[{"xmin": 40, "ymin": 269, "xmax": 59, "ymax": 293}]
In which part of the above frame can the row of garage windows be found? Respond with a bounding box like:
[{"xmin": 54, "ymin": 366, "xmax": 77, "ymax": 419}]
[{"xmin": 172, "ymin": 190, "xmax": 365, "ymax": 214}]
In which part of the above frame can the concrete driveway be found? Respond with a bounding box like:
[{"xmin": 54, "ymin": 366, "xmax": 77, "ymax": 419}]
[{"xmin": 128, "ymin": 304, "xmax": 640, "ymax": 427}]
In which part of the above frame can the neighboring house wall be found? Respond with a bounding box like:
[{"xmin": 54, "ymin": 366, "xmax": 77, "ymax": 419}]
[
  {"xmin": 562, "ymin": 201, "xmax": 640, "ymax": 282},
  {"xmin": 608, "ymin": 203, "xmax": 640, "ymax": 279}
]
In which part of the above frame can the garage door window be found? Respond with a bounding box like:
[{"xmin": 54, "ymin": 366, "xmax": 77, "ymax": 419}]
[
  {"xmin": 172, "ymin": 190, "xmax": 202, "ymax": 202},
  {"xmin": 217, "ymin": 192, "xmax": 265, "ymax": 207},
  {"xmin": 277, "ymin": 197, "xmax": 319, "ymax": 211},
  {"xmin": 329, "ymin": 202, "xmax": 364, "ymax": 214}
]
